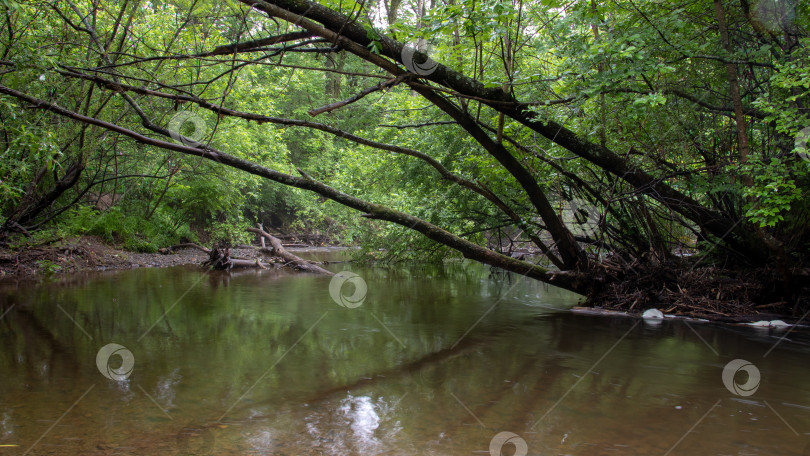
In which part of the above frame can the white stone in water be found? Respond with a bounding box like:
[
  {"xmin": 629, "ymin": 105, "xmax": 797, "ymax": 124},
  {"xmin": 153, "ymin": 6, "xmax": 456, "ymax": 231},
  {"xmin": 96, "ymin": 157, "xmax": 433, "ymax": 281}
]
[
  {"xmin": 642, "ymin": 309, "xmax": 664, "ymax": 319},
  {"xmin": 748, "ymin": 320, "xmax": 771, "ymax": 327},
  {"xmin": 769, "ymin": 320, "xmax": 790, "ymax": 328}
]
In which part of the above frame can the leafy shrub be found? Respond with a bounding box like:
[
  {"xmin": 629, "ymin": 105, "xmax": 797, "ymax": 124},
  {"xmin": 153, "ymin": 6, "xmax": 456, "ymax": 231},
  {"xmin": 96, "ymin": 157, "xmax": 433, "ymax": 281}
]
[{"xmin": 64, "ymin": 205, "xmax": 196, "ymax": 252}]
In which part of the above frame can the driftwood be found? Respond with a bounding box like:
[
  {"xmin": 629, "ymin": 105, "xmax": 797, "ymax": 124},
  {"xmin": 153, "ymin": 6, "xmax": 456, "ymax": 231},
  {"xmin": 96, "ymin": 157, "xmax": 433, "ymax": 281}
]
[
  {"xmin": 230, "ymin": 258, "xmax": 268, "ymax": 269},
  {"xmin": 174, "ymin": 227, "xmax": 332, "ymax": 274},
  {"xmin": 248, "ymin": 225, "xmax": 333, "ymax": 275},
  {"xmin": 203, "ymin": 245, "xmax": 269, "ymax": 271}
]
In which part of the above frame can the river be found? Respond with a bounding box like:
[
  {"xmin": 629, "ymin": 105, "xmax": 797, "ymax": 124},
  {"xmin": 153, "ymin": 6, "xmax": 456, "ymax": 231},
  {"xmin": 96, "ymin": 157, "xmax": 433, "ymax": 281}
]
[{"xmin": 1, "ymin": 251, "xmax": 809, "ymax": 455}]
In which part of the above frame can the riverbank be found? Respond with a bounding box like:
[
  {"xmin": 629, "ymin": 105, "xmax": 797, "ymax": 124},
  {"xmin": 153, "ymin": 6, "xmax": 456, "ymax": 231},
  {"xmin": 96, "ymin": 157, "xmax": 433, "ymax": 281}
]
[
  {"xmin": 0, "ymin": 236, "xmax": 293, "ymax": 277},
  {"xmin": 1, "ymin": 236, "xmax": 806, "ymax": 323}
]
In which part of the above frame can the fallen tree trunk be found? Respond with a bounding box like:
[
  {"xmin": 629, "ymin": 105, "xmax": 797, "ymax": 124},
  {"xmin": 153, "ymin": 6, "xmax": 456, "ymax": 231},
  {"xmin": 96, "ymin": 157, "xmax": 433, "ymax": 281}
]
[
  {"xmin": 203, "ymin": 245, "xmax": 270, "ymax": 271},
  {"xmin": 230, "ymin": 258, "xmax": 268, "ymax": 269},
  {"xmin": 172, "ymin": 233, "xmax": 330, "ymax": 274},
  {"xmin": 248, "ymin": 226, "xmax": 334, "ymax": 275}
]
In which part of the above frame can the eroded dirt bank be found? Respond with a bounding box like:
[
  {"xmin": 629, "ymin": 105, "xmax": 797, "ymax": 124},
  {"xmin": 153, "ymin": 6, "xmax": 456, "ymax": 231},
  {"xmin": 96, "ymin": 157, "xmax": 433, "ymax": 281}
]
[{"xmin": 0, "ymin": 236, "xmax": 290, "ymax": 277}]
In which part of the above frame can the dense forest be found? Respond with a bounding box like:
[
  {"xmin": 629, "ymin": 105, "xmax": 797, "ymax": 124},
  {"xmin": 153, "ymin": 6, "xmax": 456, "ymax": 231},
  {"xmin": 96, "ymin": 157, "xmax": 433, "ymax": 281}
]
[{"xmin": 0, "ymin": 0, "xmax": 808, "ymax": 317}]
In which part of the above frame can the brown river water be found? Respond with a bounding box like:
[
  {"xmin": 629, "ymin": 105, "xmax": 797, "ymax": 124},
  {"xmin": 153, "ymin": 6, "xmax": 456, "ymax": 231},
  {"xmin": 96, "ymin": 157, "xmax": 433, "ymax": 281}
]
[{"xmin": 1, "ymin": 249, "xmax": 809, "ymax": 455}]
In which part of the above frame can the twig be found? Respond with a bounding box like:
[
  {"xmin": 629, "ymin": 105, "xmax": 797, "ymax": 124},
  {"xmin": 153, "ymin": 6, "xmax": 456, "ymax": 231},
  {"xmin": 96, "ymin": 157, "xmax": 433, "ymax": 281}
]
[{"xmin": 307, "ymin": 74, "xmax": 410, "ymax": 117}]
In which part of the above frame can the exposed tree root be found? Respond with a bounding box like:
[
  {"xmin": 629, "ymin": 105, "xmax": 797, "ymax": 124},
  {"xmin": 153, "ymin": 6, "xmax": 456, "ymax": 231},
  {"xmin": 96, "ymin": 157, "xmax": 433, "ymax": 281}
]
[{"xmin": 202, "ymin": 245, "xmax": 271, "ymax": 271}]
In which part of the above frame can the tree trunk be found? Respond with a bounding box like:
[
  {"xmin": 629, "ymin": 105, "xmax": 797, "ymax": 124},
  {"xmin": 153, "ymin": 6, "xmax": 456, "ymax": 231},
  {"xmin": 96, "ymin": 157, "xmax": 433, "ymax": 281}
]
[
  {"xmin": 714, "ymin": 0, "xmax": 752, "ymax": 186},
  {"xmin": 8, "ymin": 162, "xmax": 84, "ymax": 230},
  {"xmin": 248, "ymin": 226, "xmax": 334, "ymax": 275}
]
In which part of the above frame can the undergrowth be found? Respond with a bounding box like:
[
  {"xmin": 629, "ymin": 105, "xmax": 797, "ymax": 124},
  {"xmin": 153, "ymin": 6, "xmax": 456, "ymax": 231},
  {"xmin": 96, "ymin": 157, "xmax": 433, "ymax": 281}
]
[{"xmin": 64, "ymin": 205, "xmax": 197, "ymax": 253}]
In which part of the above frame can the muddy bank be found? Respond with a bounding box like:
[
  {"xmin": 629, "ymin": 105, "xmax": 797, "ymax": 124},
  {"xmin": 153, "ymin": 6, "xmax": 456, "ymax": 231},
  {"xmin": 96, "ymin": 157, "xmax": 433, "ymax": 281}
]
[{"xmin": 0, "ymin": 236, "xmax": 334, "ymax": 278}]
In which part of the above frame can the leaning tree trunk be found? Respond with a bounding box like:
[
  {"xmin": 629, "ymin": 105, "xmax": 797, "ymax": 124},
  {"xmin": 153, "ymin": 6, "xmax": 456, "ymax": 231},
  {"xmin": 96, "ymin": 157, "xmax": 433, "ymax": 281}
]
[
  {"xmin": 248, "ymin": 225, "xmax": 334, "ymax": 275},
  {"xmin": 2, "ymin": 162, "xmax": 84, "ymax": 236}
]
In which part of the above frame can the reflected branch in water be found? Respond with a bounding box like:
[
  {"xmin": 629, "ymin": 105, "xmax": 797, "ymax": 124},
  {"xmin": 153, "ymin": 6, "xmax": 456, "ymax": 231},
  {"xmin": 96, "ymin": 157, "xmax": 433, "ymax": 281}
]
[
  {"xmin": 247, "ymin": 315, "xmax": 561, "ymax": 419},
  {"xmin": 0, "ymin": 303, "xmax": 15, "ymax": 321},
  {"xmin": 137, "ymin": 271, "xmax": 210, "ymax": 342},
  {"xmin": 218, "ymin": 310, "xmax": 330, "ymax": 422},
  {"xmin": 219, "ymin": 324, "xmax": 492, "ymax": 423},
  {"xmin": 56, "ymin": 304, "xmax": 93, "ymax": 340},
  {"xmin": 11, "ymin": 307, "xmax": 81, "ymax": 381},
  {"xmin": 531, "ymin": 319, "xmax": 641, "ymax": 430}
]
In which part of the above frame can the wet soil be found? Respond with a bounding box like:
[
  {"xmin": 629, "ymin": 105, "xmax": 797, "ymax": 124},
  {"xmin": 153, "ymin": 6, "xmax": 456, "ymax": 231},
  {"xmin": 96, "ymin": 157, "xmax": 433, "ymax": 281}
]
[{"xmin": 0, "ymin": 236, "xmax": 276, "ymax": 277}]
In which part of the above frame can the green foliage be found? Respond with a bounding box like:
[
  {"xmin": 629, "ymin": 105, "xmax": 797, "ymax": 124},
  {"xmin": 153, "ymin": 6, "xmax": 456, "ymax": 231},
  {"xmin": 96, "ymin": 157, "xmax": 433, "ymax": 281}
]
[
  {"xmin": 1, "ymin": 0, "xmax": 808, "ymax": 269},
  {"xmin": 0, "ymin": 96, "xmax": 62, "ymax": 214},
  {"xmin": 753, "ymin": 48, "xmax": 810, "ymax": 139},
  {"xmin": 35, "ymin": 259, "xmax": 62, "ymax": 275},
  {"xmin": 65, "ymin": 206, "xmax": 196, "ymax": 253},
  {"xmin": 742, "ymin": 158, "xmax": 805, "ymax": 228},
  {"xmin": 364, "ymin": 24, "xmax": 383, "ymax": 54},
  {"xmin": 210, "ymin": 213, "xmax": 253, "ymax": 246}
]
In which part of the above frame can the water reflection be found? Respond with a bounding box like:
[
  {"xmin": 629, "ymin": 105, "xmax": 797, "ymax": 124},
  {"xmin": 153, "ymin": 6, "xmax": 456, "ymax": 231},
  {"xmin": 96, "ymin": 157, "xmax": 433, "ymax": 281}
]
[
  {"xmin": 155, "ymin": 368, "xmax": 181, "ymax": 410},
  {"xmin": 0, "ymin": 410, "xmax": 15, "ymax": 441},
  {"xmin": 297, "ymin": 394, "xmax": 399, "ymax": 455},
  {"xmin": 245, "ymin": 428, "xmax": 274, "ymax": 455},
  {"xmin": 340, "ymin": 395, "xmax": 381, "ymax": 447},
  {"xmin": 0, "ymin": 263, "xmax": 809, "ymax": 455}
]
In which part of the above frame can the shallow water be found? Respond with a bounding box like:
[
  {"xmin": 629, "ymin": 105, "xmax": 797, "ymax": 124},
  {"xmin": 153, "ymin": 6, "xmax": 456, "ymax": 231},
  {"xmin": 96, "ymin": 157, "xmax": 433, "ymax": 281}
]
[{"xmin": 1, "ymin": 256, "xmax": 809, "ymax": 455}]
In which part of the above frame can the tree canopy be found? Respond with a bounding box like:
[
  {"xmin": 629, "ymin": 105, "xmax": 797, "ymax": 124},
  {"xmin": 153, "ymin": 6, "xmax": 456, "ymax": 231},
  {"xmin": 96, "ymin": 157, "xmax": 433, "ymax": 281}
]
[{"xmin": 0, "ymin": 0, "xmax": 808, "ymax": 313}]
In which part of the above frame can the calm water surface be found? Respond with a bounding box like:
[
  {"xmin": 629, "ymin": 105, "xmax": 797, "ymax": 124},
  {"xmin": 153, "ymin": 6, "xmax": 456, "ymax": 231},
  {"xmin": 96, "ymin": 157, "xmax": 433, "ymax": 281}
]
[{"xmin": 1, "ymin": 252, "xmax": 809, "ymax": 455}]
